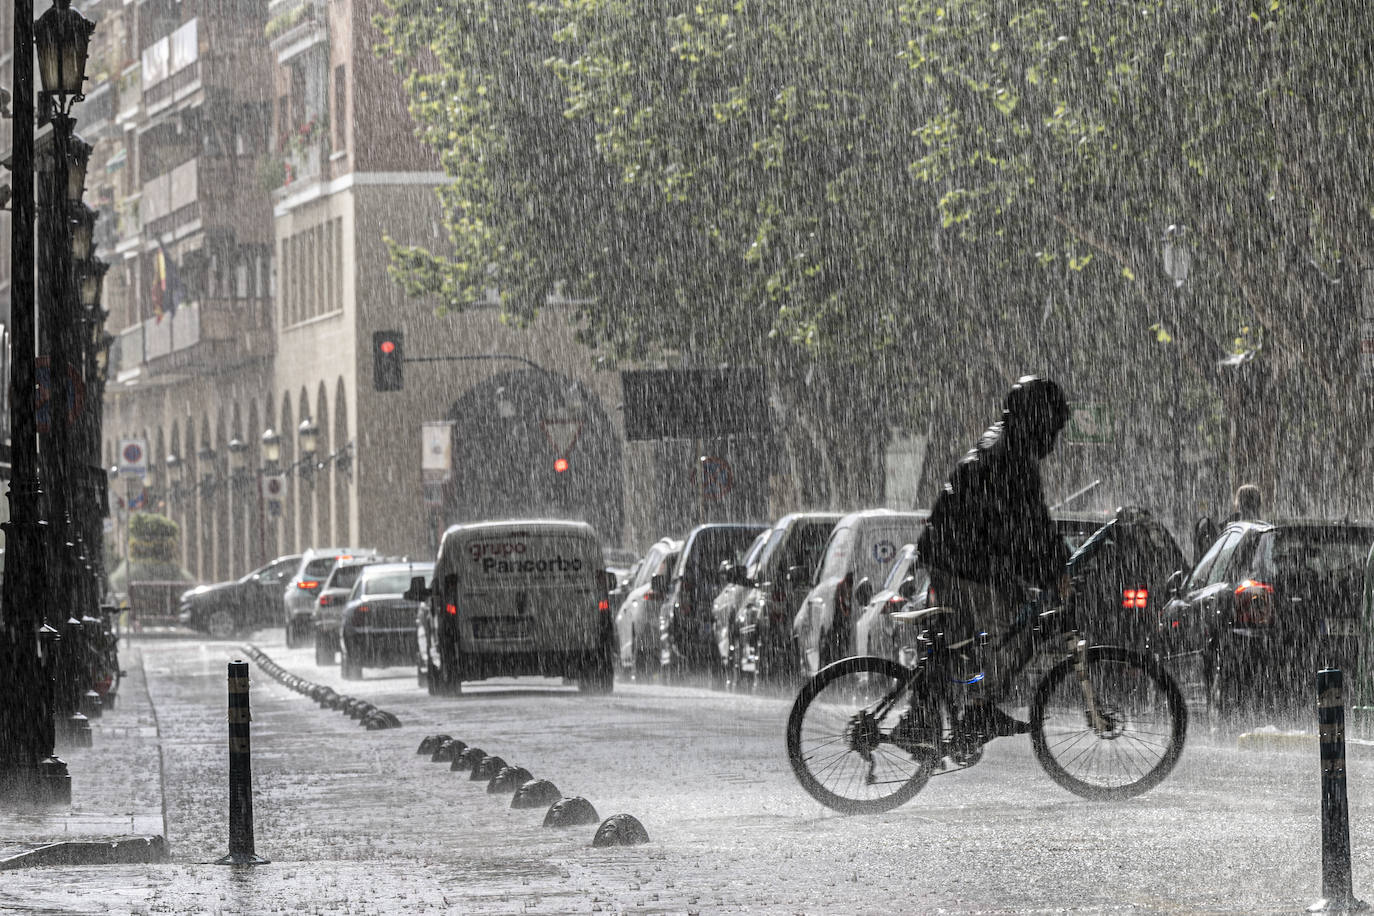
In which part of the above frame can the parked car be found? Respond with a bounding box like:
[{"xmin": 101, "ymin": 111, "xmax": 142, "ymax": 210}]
[
  {"xmin": 177, "ymin": 554, "xmax": 301, "ymax": 638},
  {"xmin": 659, "ymin": 522, "xmax": 768, "ymax": 679},
  {"xmin": 709, "ymin": 530, "xmax": 770, "ymax": 681},
  {"xmin": 283, "ymin": 548, "xmax": 381, "ymax": 647},
  {"xmin": 792, "ymin": 509, "xmax": 928, "ymax": 677},
  {"xmin": 1157, "ymin": 518, "xmax": 1374, "ymax": 724},
  {"xmin": 417, "ymin": 519, "xmax": 617, "ymax": 695},
  {"xmin": 337, "ymin": 560, "xmax": 434, "ymax": 680},
  {"xmin": 312, "ymin": 556, "xmax": 397, "ymax": 665},
  {"xmin": 612, "ymin": 537, "xmax": 683, "ymax": 677},
  {"xmin": 853, "ymin": 542, "xmax": 928, "ymax": 664},
  {"xmin": 724, "ymin": 511, "xmax": 843, "ymax": 689},
  {"xmin": 1063, "ymin": 506, "xmax": 1186, "ymax": 650}
]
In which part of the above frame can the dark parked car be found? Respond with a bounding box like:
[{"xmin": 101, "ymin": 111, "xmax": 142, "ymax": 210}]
[
  {"xmin": 659, "ymin": 522, "xmax": 767, "ymax": 679},
  {"xmin": 178, "ymin": 554, "xmax": 302, "ymax": 638},
  {"xmin": 727, "ymin": 511, "xmax": 842, "ymax": 689},
  {"xmin": 313, "ymin": 556, "xmax": 395, "ymax": 665},
  {"xmin": 1157, "ymin": 518, "xmax": 1374, "ymax": 725},
  {"xmin": 338, "ymin": 561, "xmax": 434, "ymax": 680}
]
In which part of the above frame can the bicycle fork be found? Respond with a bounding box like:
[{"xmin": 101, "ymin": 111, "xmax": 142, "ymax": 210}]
[{"xmin": 1068, "ymin": 631, "xmax": 1108, "ymax": 734}]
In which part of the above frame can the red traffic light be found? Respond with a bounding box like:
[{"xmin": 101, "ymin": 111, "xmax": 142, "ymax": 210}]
[
  {"xmin": 553, "ymin": 458, "xmax": 569, "ymax": 473},
  {"xmin": 379, "ymin": 340, "xmax": 396, "ymax": 354}
]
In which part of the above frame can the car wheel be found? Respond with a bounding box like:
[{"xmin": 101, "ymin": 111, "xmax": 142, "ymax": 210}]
[{"xmin": 207, "ymin": 611, "xmax": 235, "ymax": 640}]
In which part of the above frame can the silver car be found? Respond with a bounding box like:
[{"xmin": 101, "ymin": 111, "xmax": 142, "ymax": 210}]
[
  {"xmin": 283, "ymin": 547, "xmax": 380, "ymax": 648},
  {"xmin": 612, "ymin": 537, "xmax": 682, "ymax": 677}
]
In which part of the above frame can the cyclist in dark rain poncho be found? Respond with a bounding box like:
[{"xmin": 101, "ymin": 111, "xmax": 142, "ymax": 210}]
[{"xmin": 916, "ymin": 376, "xmax": 1073, "ymax": 741}]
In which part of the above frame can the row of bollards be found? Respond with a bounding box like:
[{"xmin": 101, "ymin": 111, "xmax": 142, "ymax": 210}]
[
  {"xmin": 240, "ymin": 646, "xmax": 402, "ymax": 730},
  {"xmin": 416, "ymin": 733, "xmax": 649, "ymax": 847}
]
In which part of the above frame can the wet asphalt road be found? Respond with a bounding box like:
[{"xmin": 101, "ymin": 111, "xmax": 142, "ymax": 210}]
[{"xmin": 3, "ymin": 630, "xmax": 1371, "ymax": 914}]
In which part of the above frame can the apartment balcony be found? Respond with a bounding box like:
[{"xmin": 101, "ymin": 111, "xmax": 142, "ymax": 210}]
[
  {"xmin": 141, "ymin": 155, "xmax": 273, "ymax": 246},
  {"xmin": 115, "ymin": 61, "xmax": 142, "ymax": 129},
  {"xmin": 111, "ymin": 296, "xmax": 274, "ymax": 383},
  {"xmin": 267, "ymin": 0, "xmax": 328, "ymax": 65},
  {"xmin": 141, "ymin": 18, "xmax": 270, "ymax": 117}
]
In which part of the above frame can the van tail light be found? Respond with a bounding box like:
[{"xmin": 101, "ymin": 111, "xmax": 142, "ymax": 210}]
[
  {"xmin": 298, "ymin": 580, "xmax": 320, "ymax": 591},
  {"xmin": 1122, "ymin": 588, "xmax": 1148, "ymax": 609},
  {"xmin": 598, "ymin": 598, "xmax": 610, "ymax": 613},
  {"xmin": 445, "ymin": 602, "xmax": 457, "ymax": 616},
  {"xmin": 1234, "ymin": 579, "xmax": 1275, "ymax": 627},
  {"xmin": 882, "ymin": 595, "xmax": 907, "ymax": 615}
]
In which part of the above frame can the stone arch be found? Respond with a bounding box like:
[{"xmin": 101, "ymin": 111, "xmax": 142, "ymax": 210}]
[
  {"xmin": 333, "ymin": 377, "xmax": 351, "ymax": 547},
  {"xmin": 280, "ymin": 394, "xmax": 296, "ymax": 552},
  {"xmin": 297, "ymin": 387, "xmax": 313, "ymax": 547},
  {"xmin": 315, "ymin": 382, "xmax": 331, "ymax": 546}
]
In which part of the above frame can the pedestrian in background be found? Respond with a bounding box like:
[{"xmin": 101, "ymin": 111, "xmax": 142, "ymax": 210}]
[{"xmin": 1229, "ymin": 483, "xmax": 1263, "ymax": 522}]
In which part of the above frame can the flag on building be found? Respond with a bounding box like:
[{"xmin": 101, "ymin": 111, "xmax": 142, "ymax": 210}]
[{"xmin": 151, "ymin": 243, "xmax": 184, "ymax": 324}]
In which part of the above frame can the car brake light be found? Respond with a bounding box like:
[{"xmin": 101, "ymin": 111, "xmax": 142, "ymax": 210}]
[
  {"xmin": 883, "ymin": 595, "xmax": 906, "ymax": 614},
  {"xmin": 1234, "ymin": 579, "xmax": 1275, "ymax": 627},
  {"xmin": 356, "ymin": 605, "xmax": 370, "ymax": 614},
  {"xmin": 319, "ymin": 595, "xmax": 335, "ymax": 607},
  {"xmin": 1122, "ymin": 588, "xmax": 1148, "ymax": 609},
  {"xmin": 298, "ymin": 580, "xmax": 319, "ymax": 590},
  {"xmin": 446, "ymin": 603, "xmax": 457, "ymax": 615},
  {"xmin": 598, "ymin": 598, "xmax": 610, "ymax": 612}
]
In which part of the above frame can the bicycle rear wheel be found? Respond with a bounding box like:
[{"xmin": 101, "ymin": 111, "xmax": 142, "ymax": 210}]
[
  {"xmin": 1030, "ymin": 646, "xmax": 1187, "ymax": 800},
  {"xmin": 785, "ymin": 655, "xmax": 935, "ymax": 814}
]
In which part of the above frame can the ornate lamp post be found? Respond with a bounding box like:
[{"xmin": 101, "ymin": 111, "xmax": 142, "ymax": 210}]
[
  {"xmin": 297, "ymin": 418, "xmax": 319, "ymax": 481},
  {"xmin": 1, "ymin": 0, "xmax": 94, "ymax": 808},
  {"xmin": 261, "ymin": 428, "xmax": 282, "ymax": 468}
]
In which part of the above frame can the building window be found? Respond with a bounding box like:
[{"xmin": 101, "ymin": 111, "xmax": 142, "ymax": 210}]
[{"xmin": 333, "ymin": 65, "xmax": 346, "ymax": 152}]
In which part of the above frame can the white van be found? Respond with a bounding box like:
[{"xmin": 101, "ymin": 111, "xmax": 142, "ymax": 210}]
[
  {"xmin": 415, "ymin": 520, "xmax": 616, "ymax": 695},
  {"xmin": 792, "ymin": 509, "xmax": 929, "ymax": 676}
]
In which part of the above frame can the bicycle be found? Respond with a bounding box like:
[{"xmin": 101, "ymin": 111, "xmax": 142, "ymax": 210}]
[{"xmin": 785, "ymin": 593, "xmax": 1188, "ymax": 814}]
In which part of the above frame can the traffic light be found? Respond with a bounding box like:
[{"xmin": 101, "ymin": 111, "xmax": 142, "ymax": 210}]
[{"xmin": 373, "ymin": 330, "xmax": 403, "ymax": 391}]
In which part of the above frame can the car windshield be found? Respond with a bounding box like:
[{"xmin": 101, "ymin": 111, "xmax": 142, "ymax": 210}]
[
  {"xmin": 364, "ymin": 568, "xmax": 433, "ymax": 595},
  {"xmin": 679, "ymin": 527, "xmax": 764, "ymax": 588},
  {"xmin": 328, "ymin": 564, "xmax": 369, "ymax": 591},
  {"xmin": 304, "ymin": 557, "xmax": 339, "ymax": 578},
  {"xmin": 1253, "ymin": 528, "xmax": 1373, "ymax": 580}
]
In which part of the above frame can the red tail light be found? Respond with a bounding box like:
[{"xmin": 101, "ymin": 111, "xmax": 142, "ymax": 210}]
[
  {"xmin": 882, "ymin": 595, "xmax": 906, "ymax": 614},
  {"xmin": 1234, "ymin": 579, "xmax": 1275, "ymax": 626},
  {"xmin": 598, "ymin": 598, "xmax": 610, "ymax": 612},
  {"xmin": 356, "ymin": 604, "xmax": 370, "ymax": 614},
  {"xmin": 445, "ymin": 603, "xmax": 457, "ymax": 615},
  {"xmin": 319, "ymin": 594, "xmax": 337, "ymax": 607},
  {"xmin": 1122, "ymin": 588, "xmax": 1148, "ymax": 609},
  {"xmin": 298, "ymin": 580, "xmax": 320, "ymax": 590}
]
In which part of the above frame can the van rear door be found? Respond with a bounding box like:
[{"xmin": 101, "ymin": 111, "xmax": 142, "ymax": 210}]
[{"xmin": 457, "ymin": 529, "xmax": 605, "ymax": 652}]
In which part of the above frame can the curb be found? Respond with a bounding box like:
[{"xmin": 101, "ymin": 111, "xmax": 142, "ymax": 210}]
[{"xmin": 0, "ymin": 835, "xmax": 169, "ymax": 870}]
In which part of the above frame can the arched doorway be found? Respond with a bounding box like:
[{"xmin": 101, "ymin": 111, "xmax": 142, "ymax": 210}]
[{"xmin": 442, "ymin": 369, "xmax": 623, "ymax": 543}]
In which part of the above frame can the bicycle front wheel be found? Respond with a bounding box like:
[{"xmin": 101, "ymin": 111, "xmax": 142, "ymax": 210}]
[
  {"xmin": 785, "ymin": 655, "xmax": 934, "ymax": 815},
  {"xmin": 1030, "ymin": 646, "xmax": 1187, "ymax": 801}
]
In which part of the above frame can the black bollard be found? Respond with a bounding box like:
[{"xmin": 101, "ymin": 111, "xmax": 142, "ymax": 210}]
[
  {"xmin": 1308, "ymin": 669, "xmax": 1366, "ymax": 913},
  {"xmin": 216, "ymin": 660, "xmax": 269, "ymax": 866}
]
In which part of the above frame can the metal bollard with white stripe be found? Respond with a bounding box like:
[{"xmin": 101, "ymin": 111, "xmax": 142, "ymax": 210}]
[
  {"xmin": 216, "ymin": 660, "xmax": 269, "ymax": 866},
  {"xmin": 1308, "ymin": 669, "xmax": 1365, "ymax": 913}
]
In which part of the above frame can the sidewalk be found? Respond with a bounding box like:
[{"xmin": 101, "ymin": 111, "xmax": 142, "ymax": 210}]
[{"xmin": 0, "ymin": 643, "xmax": 168, "ymax": 868}]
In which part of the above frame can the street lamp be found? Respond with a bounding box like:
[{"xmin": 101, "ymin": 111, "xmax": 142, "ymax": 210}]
[
  {"xmin": 228, "ymin": 437, "xmax": 249, "ymax": 480},
  {"xmin": 261, "ymin": 428, "xmax": 282, "ymax": 467},
  {"xmin": 34, "ymin": 0, "xmax": 94, "ymax": 113},
  {"xmin": 297, "ymin": 418, "xmax": 319, "ymax": 460},
  {"xmin": 78, "ymin": 258, "xmax": 107, "ymax": 308},
  {"xmin": 70, "ymin": 203, "xmax": 96, "ymax": 261}
]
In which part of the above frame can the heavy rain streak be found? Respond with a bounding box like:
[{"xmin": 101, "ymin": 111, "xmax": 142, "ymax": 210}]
[{"xmin": 2, "ymin": 1, "xmax": 1374, "ymax": 913}]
